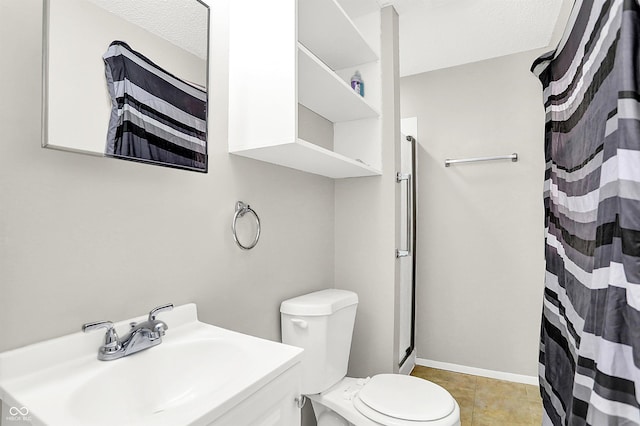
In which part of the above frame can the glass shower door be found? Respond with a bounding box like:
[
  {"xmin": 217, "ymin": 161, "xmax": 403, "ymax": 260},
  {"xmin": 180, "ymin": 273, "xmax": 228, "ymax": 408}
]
[{"xmin": 398, "ymin": 117, "xmax": 417, "ymax": 371}]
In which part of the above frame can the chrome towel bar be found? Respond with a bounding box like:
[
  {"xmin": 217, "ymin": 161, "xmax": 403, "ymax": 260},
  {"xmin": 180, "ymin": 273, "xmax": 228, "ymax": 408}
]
[
  {"xmin": 444, "ymin": 153, "xmax": 518, "ymax": 167},
  {"xmin": 232, "ymin": 201, "xmax": 261, "ymax": 250}
]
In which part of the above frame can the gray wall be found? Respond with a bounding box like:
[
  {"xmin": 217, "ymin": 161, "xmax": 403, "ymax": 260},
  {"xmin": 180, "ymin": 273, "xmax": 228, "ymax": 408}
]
[
  {"xmin": 400, "ymin": 51, "xmax": 547, "ymax": 377},
  {"xmin": 0, "ymin": 0, "xmax": 334, "ymax": 353},
  {"xmin": 398, "ymin": 0, "xmax": 573, "ymax": 378}
]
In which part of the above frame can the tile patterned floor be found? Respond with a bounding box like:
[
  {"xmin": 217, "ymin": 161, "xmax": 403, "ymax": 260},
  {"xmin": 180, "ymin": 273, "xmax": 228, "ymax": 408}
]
[{"xmin": 411, "ymin": 366, "xmax": 543, "ymax": 426}]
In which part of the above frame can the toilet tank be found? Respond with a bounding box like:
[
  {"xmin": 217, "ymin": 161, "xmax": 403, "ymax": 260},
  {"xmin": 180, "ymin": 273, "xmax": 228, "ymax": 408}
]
[{"xmin": 280, "ymin": 289, "xmax": 358, "ymax": 395}]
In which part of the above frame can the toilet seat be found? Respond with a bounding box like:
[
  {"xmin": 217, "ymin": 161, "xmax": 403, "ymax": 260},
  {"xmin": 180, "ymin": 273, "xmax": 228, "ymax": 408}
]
[
  {"xmin": 353, "ymin": 374, "xmax": 456, "ymax": 425},
  {"xmin": 308, "ymin": 376, "xmax": 460, "ymax": 426}
]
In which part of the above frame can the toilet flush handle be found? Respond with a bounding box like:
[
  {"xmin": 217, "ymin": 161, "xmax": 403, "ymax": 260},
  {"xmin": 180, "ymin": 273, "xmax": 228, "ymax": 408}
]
[{"xmin": 290, "ymin": 318, "xmax": 308, "ymax": 329}]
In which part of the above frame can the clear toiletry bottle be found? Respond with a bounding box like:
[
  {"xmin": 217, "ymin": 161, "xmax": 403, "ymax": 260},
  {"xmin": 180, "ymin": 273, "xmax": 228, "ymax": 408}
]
[{"xmin": 351, "ymin": 71, "xmax": 364, "ymax": 97}]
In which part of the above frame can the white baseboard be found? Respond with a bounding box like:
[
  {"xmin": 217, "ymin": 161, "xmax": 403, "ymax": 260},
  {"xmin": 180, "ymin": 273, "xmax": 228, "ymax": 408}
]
[
  {"xmin": 415, "ymin": 358, "xmax": 538, "ymax": 386},
  {"xmin": 399, "ymin": 350, "xmax": 416, "ymax": 375}
]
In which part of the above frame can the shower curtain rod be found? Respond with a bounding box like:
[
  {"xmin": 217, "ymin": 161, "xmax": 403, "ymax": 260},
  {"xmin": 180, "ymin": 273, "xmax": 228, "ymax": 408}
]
[{"xmin": 444, "ymin": 153, "xmax": 518, "ymax": 167}]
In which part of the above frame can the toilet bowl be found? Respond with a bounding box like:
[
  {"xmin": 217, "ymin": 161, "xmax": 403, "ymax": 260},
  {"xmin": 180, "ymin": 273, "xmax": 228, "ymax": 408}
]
[
  {"xmin": 309, "ymin": 376, "xmax": 460, "ymax": 426},
  {"xmin": 280, "ymin": 289, "xmax": 461, "ymax": 426}
]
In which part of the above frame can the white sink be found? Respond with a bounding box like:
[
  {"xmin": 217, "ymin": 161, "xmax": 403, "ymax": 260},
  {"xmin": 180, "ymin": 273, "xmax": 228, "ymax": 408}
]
[
  {"xmin": 0, "ymin": 304, "xmax": 302, "ymax": 426},
  {"xmin": 68, "ymin": 338, "xmax": 245, "ymax": 424}
]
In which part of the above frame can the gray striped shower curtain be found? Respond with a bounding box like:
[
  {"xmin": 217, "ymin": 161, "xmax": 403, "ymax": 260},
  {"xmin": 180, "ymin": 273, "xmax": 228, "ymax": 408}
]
[{"xmin": 532, "ymin": 0, "xmax": 640, "ymax": 424}]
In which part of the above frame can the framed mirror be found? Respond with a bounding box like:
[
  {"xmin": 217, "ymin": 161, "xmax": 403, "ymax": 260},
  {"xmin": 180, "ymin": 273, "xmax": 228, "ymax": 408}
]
[{"xmin": 42, "ymin": 0, "xmax": 210, "ymax": 172}]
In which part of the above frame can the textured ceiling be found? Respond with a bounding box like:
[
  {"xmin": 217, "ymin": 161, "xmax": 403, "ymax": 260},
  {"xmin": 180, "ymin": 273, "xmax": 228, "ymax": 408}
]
[
  {"xmin": 85, "ymin": 0, "xmax": 568, "ymax": 77},
  {"xmin": 86, "ymin": 0, "xmax": 208, "ymax": 59},
  {"xmin": 343, "ymin": 0, "xmax": 570, "ymax": 76},
  {"xmin": 394, "ymin": 0, "xmax": 568, "ymax": 76},
  {"xmin": 340, "ymin": 0, "xmax": 381, "ymax": 18}
]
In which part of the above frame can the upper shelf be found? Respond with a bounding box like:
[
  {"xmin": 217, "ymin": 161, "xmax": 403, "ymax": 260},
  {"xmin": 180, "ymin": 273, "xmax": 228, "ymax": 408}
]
[
  {"xmin": 297, "ymin": 43, "xmax": 379, "ymax": 123},
  {"xmin": 298, "ymin": 0, "xmax": 378, "ymax": 70}
]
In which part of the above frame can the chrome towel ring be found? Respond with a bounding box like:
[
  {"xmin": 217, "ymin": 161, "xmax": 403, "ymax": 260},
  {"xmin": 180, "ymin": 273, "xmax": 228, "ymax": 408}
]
[{"xmin": 232, "ymin": 201, "xmax": 261, "ymax": 250}]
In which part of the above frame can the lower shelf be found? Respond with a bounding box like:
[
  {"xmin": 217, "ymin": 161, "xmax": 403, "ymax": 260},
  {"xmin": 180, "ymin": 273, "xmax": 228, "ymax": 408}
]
[{"xmin": 230, "ymin": 138, "xmax": 381, "ymax": 179}]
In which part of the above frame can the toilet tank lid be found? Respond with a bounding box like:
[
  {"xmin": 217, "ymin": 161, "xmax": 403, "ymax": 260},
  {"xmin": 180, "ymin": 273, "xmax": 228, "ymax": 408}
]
[{"xmin": 280, "ymin": 289, "xmax": 358, "ymax": 316}]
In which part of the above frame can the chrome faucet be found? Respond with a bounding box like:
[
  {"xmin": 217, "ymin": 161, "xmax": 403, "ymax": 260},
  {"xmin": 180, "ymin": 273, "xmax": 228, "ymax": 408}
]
[{"xmin": 82, "ymin": 303, "xmax": 173, "ymax": 361}]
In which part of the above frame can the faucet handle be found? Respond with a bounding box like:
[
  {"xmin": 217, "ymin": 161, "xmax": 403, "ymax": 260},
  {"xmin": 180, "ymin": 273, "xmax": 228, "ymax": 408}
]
[
  {"xmin": 82, "ymin": 320, "xmax": 115, "ymax": 333},
  {"xmin": 82, "ymin": 321, "xmax": 122, "ymax": 353},
  {"xmin": 148, "ymin": 303, "xmax": 173, "ymax": 321}
]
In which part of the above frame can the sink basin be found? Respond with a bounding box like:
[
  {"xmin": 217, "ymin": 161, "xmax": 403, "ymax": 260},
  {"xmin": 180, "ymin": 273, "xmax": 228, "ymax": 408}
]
[
  {"xmin": 69, "ymin": 338, "xmax": 246, "ymax": 425},
  {"xmin": 0, "ymin": 304, "xmax": 302, "ymax": 426}
]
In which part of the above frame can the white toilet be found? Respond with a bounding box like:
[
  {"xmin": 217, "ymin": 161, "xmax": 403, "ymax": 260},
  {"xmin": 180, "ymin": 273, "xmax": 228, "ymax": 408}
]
[{"xmin": 281, "ymin": 289, "xmax": 461, "ymax": 426}]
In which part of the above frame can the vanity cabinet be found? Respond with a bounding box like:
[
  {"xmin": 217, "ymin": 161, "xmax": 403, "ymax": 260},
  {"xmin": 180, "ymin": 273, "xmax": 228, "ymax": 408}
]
[
  {"xmin": 208, "ymin": 364, "xmax": 301, "ymax": 426},
  {"xmin": 229, "ymin": 0, "xmax": 382, "ymax": 178}
]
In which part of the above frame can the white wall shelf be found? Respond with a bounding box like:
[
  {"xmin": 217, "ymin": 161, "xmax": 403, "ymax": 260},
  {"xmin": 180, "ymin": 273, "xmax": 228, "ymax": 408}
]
[
  {"xmin": 298, "ymin": 0, "xmax": 378, "ymax": 70},
  {"xmin": 231, "ymin": 139, "xmax": 381, "ymax": 179},
  {"xmin": 298, "ymin": 43, "xmax": 379, "ymax": 123}
]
